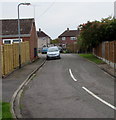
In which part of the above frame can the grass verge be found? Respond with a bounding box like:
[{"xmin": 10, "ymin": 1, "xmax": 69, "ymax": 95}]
[
  {"xmin": 0, "ymin": 102, "xmax": 13, "ymax": 119},
  {"xmin": 79, "ymin": 54, "xmax": 105, "ymax": 64}
]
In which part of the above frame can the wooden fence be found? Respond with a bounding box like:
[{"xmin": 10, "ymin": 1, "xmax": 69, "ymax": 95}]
[
  {"xmin": 67, "ymin": 43, "xmax": 78, "ymax": 53},
  {"xmin": 93, "ymin": 41, "xmax": 116, "ymax": 64},
  {"xmin": 1, "ymin": 41, "xmax": 30, "ymax": 76}
]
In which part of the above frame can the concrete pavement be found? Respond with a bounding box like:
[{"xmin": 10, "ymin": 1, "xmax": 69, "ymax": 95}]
[
  {"xmin": 98, "ymin": 63, "xmax": 116, "ymax": 78},
  {"xmin": 2, "ymin": 54, "xmax": 46, "ymax": 102}
]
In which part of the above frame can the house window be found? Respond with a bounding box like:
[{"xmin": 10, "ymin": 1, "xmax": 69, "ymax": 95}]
[
  {"xmin": 42, "ymin": 37, "xmax": 46, "ymax": 40},
  {"xmin": 3, "ymin": 39, "xmax": 22, "ymax": 44},
  {"xmin": 70, "ymin": 37, "xmax": 77, "ymax": 40},
  {"xmin": 13, "ymin": 39, "xmax": 22, "ymax": 43},
  {"xmin": 62, "ymin": 37, "xmax": 66, "ymax": 40}
]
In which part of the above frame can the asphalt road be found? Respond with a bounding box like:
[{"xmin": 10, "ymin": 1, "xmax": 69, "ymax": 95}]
[{"xmin": 21, "ymin": 54, "xmax": 115, "ymax": 118}]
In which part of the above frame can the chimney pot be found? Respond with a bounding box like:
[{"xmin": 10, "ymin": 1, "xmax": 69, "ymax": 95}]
[
  {"xmin": 39, "ymin": 28, "xmax": 41, "ymax": 32},
  {"xmin": 67, "ymin": 28, "xmax": 69, "ymax": 31}
]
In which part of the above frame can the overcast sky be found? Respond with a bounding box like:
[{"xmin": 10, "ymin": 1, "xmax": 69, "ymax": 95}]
[{"xmin": 0, "ymin": 0, "xmax": 115, "ymax": 39}]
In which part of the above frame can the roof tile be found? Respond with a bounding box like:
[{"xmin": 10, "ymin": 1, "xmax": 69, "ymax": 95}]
[
  {"xmin": 59, "ymin": 29, "xmax": 79, "ymax": 37},
  {"xmin": 0, "ymin": 18, "xmax": 34, "ymax": 35}
]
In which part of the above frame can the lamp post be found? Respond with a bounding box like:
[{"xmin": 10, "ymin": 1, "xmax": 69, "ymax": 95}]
[{"xmin": 18, "ymin": 3, "xmax": 31, "ymax": 68}]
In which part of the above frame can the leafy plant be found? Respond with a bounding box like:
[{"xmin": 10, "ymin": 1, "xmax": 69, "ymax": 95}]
[{"xmin": 78, "ymin": 17, "xmax": 116, "ymax": 52}]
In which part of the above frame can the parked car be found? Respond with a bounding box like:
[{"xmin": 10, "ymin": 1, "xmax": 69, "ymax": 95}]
[
  {"xmin": 58, "ymin": 46, "xmax": 63, "ymax": 53},
  {"xmin": 41, "ymin": 47, "xmax": 48, "ymax": 54},
  {"xmin": 47, "ymin": 46, "xmax": 61, "ymax": 60}
]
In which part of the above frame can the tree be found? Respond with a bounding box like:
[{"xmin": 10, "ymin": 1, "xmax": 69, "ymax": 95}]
[
  {"xmin": 51, "ymin": 38, "xmax": 60, "ymax": 45},
  {"xmin": 78, "ymin": 17, "xmax": 116, "ymax": 52}
]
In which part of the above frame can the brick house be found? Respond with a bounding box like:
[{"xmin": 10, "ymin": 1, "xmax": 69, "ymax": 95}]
[
  {"xmin": 58, "ymin": 28, "xmax": 79, "ymax": 49},
  {"xmin": 37, "ymin": 28, "xmax": 51, "ymax": 50},
  {"xmin": 0, "ymin": 18, "xmax": 38, "ymax": 61}
]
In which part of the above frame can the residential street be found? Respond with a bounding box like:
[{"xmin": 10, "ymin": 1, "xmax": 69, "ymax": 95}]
[{"xmin": 21, "ymin": 54, "xmax": 114, "ymax": 118}]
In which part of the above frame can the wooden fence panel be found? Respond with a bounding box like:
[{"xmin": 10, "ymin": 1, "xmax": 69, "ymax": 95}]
[
  {"xmin": 1, "ymin": 46, "xmax": 4, "ymax": 75},
  {"xmin": 2, "ymin": 41, "xmax": 30, "ymax": 76},
  {"xmin": 67, "ymin": 43, "xmax": 78, "ymax": 53},
  {"xmin": 99, "ymin": 43, "xmax": 102, "ymax": 57},
  {"xmin": 3, "ymin": 45, "xmax": 14, "ymax": 75},
  {"xmin": 94, "ymin": 41, "xmax": 116, "ymax": 63},
  {"xmin": 13, "ymin": 43, "xmax": 19, "ymax": 68},
  {"xmin": 109, "ymin": 42, "xmax": 114, "ymax": 62},
  {"xmin": 105, "ymin": 42, "xmax": 109, "ymax": 60}
]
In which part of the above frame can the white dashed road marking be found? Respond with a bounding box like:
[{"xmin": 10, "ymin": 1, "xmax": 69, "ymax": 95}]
[
  {"xmin": 82, "ymin": 86, "xmax": 116, "ymax": 110},
  {"xmin": 69, "ymin": 69, "xmax": 77, "ymax": 81},
  {"xmin": 69, "ymin": 68, "xmax": 115, "ymax": 110}
]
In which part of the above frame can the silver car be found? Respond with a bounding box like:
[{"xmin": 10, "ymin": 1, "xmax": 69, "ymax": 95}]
[{"xmin": 47, "ymin": 46, "xmax": 61, "ymax": 60}]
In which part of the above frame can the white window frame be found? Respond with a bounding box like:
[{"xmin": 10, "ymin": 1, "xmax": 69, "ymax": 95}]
[
  {"xmin": 3, "ymin": 38, "xmax": 22, "ymax": 44},
  {"xmin": 62, "ymin": 37, "xmax": 66, "ymax": 40},
  {"xmin": 3, "ymin": 39, "xmax": 12, "ymax": 44},
  {"xmin": 70, "ymin": 37, "xmax": 77, "ymax": 40}
]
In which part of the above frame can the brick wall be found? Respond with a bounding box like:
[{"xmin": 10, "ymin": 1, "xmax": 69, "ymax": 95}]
[
  {"xmin": 28, "ymin": 23, "xmax": 38, "ymax": 61},
  {"xmin": 60, "ymin": 37, "xmax": 77, "ymax": 45}
]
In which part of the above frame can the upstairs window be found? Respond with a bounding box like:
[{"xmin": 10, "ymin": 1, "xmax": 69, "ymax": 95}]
[
  {"xmin": 70, "ymin": 37, "xmax": 77, "ymax": 40},
  {"xmin": 62, "ymin": 37, "xmax": 66, "ymax": 40}
]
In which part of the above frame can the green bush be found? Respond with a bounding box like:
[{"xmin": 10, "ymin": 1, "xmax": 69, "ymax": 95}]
[{"xmin": 78, "ymin": 17, "xmax": 116, "ymax": 52}]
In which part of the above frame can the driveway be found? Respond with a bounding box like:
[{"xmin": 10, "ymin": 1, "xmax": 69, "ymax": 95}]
[{"xmin": 21, "ymin": 54, "xmax": 114, "ymax": 118}]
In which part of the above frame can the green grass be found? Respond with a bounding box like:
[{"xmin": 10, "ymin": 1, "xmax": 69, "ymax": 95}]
[
  {"xmin": 79, "ymin": 54, "xmax": 105, "ymax": 64},
  {"xmin": 0, "ymin": 102, "xmax": 13, "ymax": 119}
]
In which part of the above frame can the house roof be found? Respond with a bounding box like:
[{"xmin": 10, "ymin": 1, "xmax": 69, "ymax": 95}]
[
  {"xmin": 58, "ymin": 28, "xmax": 79, "ymax": 38},
  {"xmin": 0, "ymin": 18, "xmax": 34, "ymax": 36},
  {"xmin": 37, "ymin": 29, "xmax": 50, "ymax": 38}
]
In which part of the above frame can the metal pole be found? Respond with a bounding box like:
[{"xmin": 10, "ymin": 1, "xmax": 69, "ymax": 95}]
[
  {"xmin": 17, "ymin": 3, "xmax": 31, "ymax": 68},
  {"xmin": 18, "ymin": 3, "xmax": 21, "ymax": 68}
]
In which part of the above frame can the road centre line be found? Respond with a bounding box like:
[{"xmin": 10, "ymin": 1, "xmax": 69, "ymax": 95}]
[
  {"xmin": 82, "ymin": 86, "xmax": 116, "ymax": 110},
  {"xmin": 69, "ymin": 69, "xmax": 77, "ymax": 81}
]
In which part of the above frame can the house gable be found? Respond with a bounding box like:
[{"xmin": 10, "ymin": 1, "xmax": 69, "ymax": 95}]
[{"xmin": 37, "ymin": 29, "xmax": 50, "ymax": 38}]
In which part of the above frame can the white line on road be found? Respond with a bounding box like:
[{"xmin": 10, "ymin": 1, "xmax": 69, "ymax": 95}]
[
  {"xmin": 69, "ymin": 69, "xmax": 77, "ymax": 81},
  {"xmin": 82, "ymin": 86, "xmax": 116, "ymax": 110}
]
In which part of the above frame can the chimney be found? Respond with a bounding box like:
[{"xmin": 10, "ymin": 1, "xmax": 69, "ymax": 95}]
[
  {"xmin": 39, "ymin": 28, "xmax": 41, "ymax": 32},
  {"xmin": 77, "ymin": 26, "xmax": 79, "ymax": 31},
  {"xmin": 67, "ymin": 28, "xmax": 69, "ymax": 31}
]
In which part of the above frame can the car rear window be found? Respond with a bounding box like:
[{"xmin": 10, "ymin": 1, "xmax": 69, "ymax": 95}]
[{"xmin": 48, "ymin": 47, "xmax": 59, "ymax": 52}]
